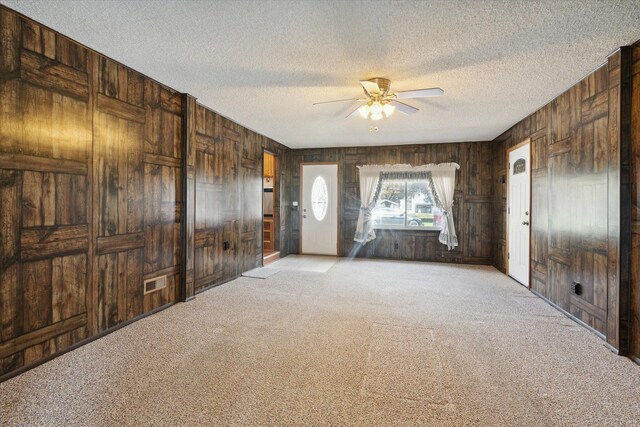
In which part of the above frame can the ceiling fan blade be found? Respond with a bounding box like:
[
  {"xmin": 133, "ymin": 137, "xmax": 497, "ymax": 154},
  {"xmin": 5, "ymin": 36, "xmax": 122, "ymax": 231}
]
[
  {"xmin": 394, "ymin": 88, "xmax": 444, "ymax": 99},
  {"xmin": 346, "ymin": 105, "xmax": 363, "ymax": 118},
  {"xmin": 389, "ymin": 100, "xmax": 419, "ymax": 115},
  {"xmin": 313, "ymin": 98, "xmax": 365, "ymax": 106},
  {"xmin": 360, "ymin": 80, "xmax": 381, "ymax": 96}
]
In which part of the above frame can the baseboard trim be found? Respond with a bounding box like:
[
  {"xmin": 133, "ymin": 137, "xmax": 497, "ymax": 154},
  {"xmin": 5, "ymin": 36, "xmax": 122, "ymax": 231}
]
[
  {"xmin": 603, "ymin": 341, "xmax": 621, "ymax": 355},
  {"xmin": 530, "ymin": 290, "xmax": 607, "ymax": 341},
  {"xmin": 196, "ymin": 264, "xmax": 273, "ymax": 294},
  {"xmin": 631, "ymin": 355, "xmax": 640, "ymax": 366},
  {"xmin": 0, "ymin": 302, "xmax": 174, "ymax": 384},
  {"xmin": 351, "ymin": 254, "xmax": 493, "ymax": 266},
  {"xmin": 195, "ymin": 274, "xmax": 240, "ymax": 295}
]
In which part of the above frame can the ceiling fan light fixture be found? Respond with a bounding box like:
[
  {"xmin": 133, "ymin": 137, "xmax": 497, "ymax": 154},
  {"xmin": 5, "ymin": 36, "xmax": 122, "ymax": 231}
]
[
  {"xmin": 382, "ymin": 103, "xmax": 395, "ymax": 117},
  {"xmin": 370, "ymin": 101, "xmax": 383, "ymax": 116},
  {"xmin": 370, "ymin": 111, "xmax": 383, "ymax": 121},
  {"xmin": 313, "ymin": 79, "xmax": 442, "ymax": 121}
]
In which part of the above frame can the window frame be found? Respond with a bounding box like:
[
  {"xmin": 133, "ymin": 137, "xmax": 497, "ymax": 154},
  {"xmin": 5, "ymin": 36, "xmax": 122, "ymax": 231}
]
[{"xmin": 371, "ymin": 180, "xmax": 443, "ymax": 232}]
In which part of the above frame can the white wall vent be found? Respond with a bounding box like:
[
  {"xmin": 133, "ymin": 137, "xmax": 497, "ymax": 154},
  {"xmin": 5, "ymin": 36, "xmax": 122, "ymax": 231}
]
[{"xmin": 144, "ymin": 275, "xmax": 167, "ymax": 295}]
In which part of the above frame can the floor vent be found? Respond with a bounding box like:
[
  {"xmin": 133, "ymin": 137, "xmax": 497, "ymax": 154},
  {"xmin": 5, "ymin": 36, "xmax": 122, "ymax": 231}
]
[{"xmin": 144, "ymin": 275, "xmax": 167, "ymax": 295}]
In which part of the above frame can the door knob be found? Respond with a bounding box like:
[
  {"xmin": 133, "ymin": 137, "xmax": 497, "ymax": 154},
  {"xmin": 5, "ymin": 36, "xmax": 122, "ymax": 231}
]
[
  {"xmin": 522, "ymin": 221, "xmax": 529, "ymax": 226},
  {"xmin": 303, "ymin": 215, "xmax": 307, "ymax": 219}
]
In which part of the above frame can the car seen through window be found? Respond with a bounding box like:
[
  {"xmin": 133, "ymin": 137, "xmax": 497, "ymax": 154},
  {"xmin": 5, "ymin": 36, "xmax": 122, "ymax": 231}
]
[{"xmin": 371, "ymin": 179, "xmax": 443, "ymax": 230}]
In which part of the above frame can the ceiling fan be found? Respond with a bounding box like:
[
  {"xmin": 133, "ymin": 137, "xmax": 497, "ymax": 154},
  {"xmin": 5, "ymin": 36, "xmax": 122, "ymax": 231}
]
[{"xmin": 313, "ymin": 78, "xmax": 443, "ymax": 120}]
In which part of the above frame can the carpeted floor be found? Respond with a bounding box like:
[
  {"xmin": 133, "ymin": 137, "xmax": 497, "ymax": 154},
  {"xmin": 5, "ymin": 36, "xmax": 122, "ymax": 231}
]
[
  {"xmin": 268, "ymin": 254, "xmax": 339, "ymax": 273},
  {"xmin": 1, "ymin": 258, "xmax": 639, "ymax": 426}
]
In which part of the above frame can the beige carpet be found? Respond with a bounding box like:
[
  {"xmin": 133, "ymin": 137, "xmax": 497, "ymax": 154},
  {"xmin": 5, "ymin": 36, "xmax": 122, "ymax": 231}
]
[
  {"xmin": 1, "ymin": 258, "xmax": 639, "ymax": 426},
  {"xmin": 268, "ymin": 254, "xmax": 338, "ymax": 272}
]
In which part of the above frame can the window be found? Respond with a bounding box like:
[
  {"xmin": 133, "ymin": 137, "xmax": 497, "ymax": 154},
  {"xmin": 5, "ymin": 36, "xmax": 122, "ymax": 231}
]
[
  {"xmin": 311, "ymin": 176, "xmax": 328, "ymax": 220},
  {"xmin": 513, "ymin": 158, "xmax": 526, "ymax": 175},
  {"xmin": 371, "ymin": 179, "xmax": 444, "ymax": 230}
]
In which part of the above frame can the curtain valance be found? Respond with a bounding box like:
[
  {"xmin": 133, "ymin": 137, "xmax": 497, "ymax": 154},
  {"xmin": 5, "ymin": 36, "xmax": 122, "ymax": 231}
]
[{"xmin": 356, "ymin": 163, "xmax": 460, "ymax": 174}]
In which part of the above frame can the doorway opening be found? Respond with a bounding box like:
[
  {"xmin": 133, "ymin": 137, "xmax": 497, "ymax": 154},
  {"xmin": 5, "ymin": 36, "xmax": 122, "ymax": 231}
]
[
  {"xmin": 507, "ymin": 139, "xmax": 531, "ymax": 288},
  {"xmin": 301, "ymin": 163, "xmax": 338, "ymax": 256},
  {"xmin": 263, "ymin": 150, "xmax": 280, "ymax": 265}
]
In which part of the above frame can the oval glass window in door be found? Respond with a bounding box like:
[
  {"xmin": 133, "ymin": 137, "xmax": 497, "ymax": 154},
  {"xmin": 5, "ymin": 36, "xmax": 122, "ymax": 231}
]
[{"xmin": 311, "ymin": 176, "xmax": 328, "ymax": 221}]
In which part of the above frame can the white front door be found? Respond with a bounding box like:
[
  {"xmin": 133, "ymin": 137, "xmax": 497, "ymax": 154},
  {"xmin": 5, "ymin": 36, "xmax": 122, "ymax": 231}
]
[
  {"xmin": 301, "ymin": 164, "xmax": 338, "ymax": 255},
  {"xmin": 508, "ymin": 143, "xmax": 531, "ymax": 287}
]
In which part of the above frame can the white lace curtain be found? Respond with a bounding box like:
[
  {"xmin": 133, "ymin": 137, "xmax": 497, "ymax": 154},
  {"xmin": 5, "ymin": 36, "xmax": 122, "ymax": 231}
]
[
  {"xmin": 353, "ymin": 167, "xmax": 381, "ymax": 243},
  {"xmin": 430, "ymin": 165, "xmax": 458, "ymax": 250},
  {"xmin": 354, "ymin": 163, "xmax": 460, "ymax": 250}
]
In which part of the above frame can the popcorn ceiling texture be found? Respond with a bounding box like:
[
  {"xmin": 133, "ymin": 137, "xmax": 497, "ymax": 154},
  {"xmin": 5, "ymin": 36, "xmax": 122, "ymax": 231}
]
[
  {"xmin": 1, "ymin": 259, "xmax": 639, "ymax": 426},
  {"xmin": 3, "ymin": 0, "xmax": 640, "ymax": 148}
]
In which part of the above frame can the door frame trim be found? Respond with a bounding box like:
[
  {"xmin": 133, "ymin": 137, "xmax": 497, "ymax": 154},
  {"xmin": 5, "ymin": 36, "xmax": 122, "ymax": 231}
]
[
  {"xmin": 506, "ymin": 138, "xmax": 532, "ymax": 288},
  {"xmin": 299, "ymin": 162, "xmax": 340, "ymax": 256},
  {"xmin": 262, "ymin": 148, "xmax": 278, "ymax": 261}
]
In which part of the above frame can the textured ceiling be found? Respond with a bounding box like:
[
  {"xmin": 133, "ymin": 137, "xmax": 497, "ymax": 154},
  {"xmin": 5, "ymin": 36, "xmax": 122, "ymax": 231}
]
[{"xmin": 3, "ymin": 0, "xmax": 640, "ymax": 148}]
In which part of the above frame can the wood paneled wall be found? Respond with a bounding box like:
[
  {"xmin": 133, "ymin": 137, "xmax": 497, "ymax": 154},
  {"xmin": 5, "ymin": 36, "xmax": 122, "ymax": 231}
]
[
  {"xmin": 630, "ymin": 41, "xmax": 640, "ymax": 363},
  {"xmin": 0, "ymin": 7, "xmax": 292, "ymax": 380},
  {"xmin": 0, "ymin": 7, "xmax": 183, "ymax": 378},
  {"xmin": 93, "ymin": 55, "xmax": 185, "ymax": 332},
  {"xmin": 289, "ymin": 142, "xmax": 494, "ymax": 263},
  {"xmin": 491, "ymin": 50, "xmax": 634, "ymax": 353},
  {"xmin": 190, "ymin": 106, "xmax": 290, "ymax": 294}
]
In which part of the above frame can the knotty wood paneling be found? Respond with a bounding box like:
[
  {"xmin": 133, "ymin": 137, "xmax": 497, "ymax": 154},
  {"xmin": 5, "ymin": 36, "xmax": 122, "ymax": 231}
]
[
  {"xmin": 491, "ymin": 51, "xmax": 634, "ymax": 352},
  {"xmin": 0, "ymin": 8, "xmax": 92, "ymax": 375},
  {"xmin": 630, "ymin": 41, "xmax": 640, "ymax": 362},
  {"xmin": 192, "ymin": 106, "xmax": 291, "ymax": 293},
  {"xmin": 21, "ymin": 225, "xmax": 89, "ymax": 261},
  {"xmin": 193, "ymin": 106, "xmax": 236, "ymax": 291},
  {"xmin": 240, "ymin": 127, "xmax": 262, "ymax": 273},
  {"xmin": 0, "ymin": 5, "xmax": 291, "ymax": 380},
  {"xmin": 289, "ymin": 142, "xmax": 493, "ymax": 263},
  {"xmin": 92, "ymin": 54, "xmax": 182, "ymax": 333},
  {"xmin": 181, "ymin": 94, "xmax": 196, "ymax": 301},
  {"xmin": 0, "ymin": 153, "xmax": 87, "ymax": 175},
  {"xmin": 0, "ymin": 7, "xmax": 182, "ymax": 378}
]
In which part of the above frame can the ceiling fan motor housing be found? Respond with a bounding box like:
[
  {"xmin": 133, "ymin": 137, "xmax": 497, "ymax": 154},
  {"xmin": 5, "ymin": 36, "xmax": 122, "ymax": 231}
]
[{"xmin": 366, "ymin": 77, "xmax": 391, "ymax": 96}]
